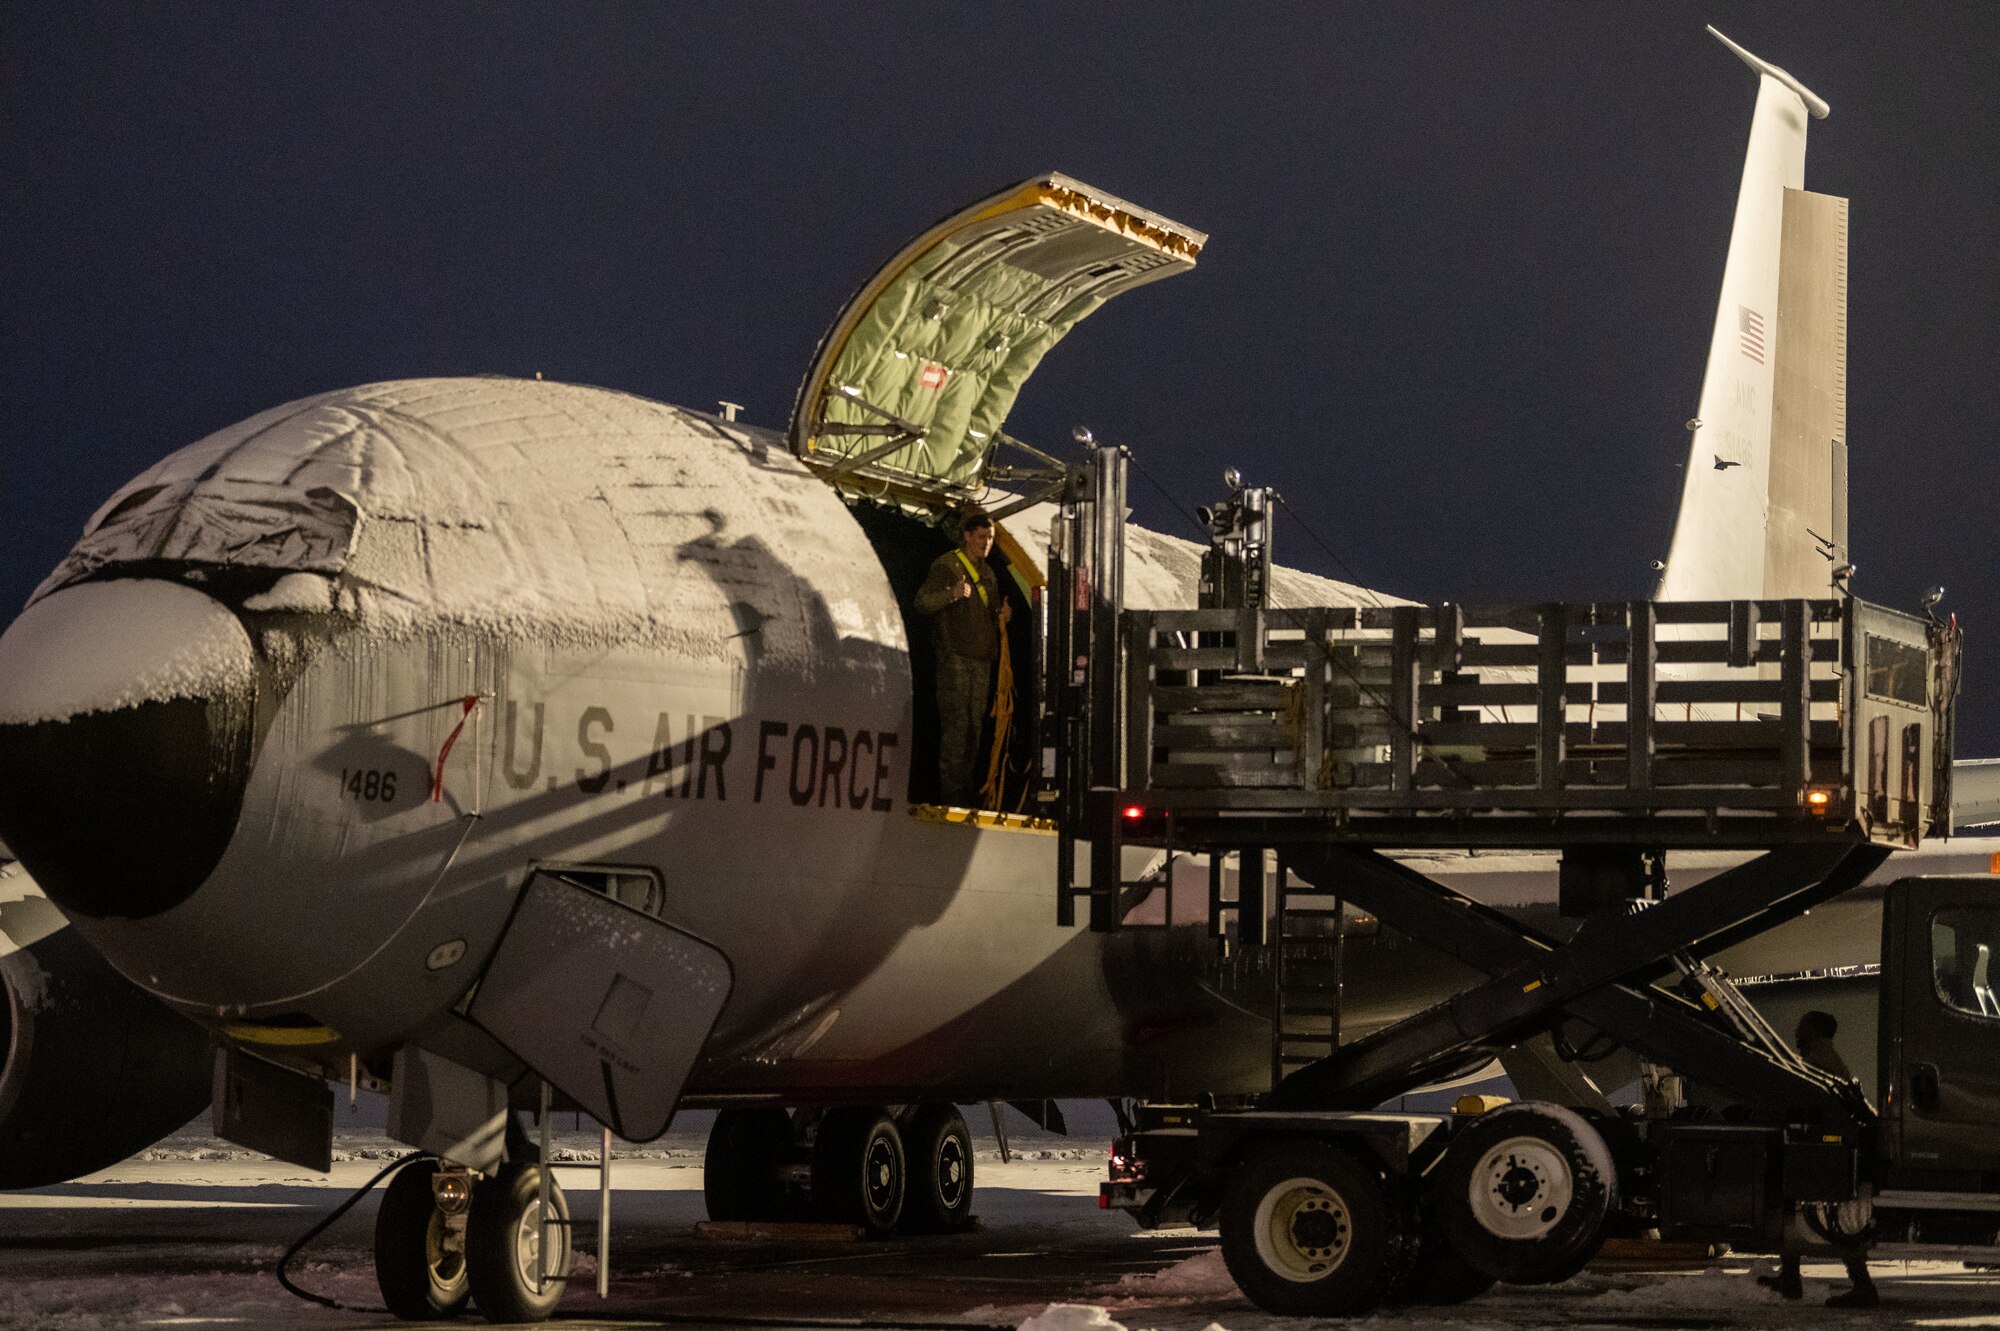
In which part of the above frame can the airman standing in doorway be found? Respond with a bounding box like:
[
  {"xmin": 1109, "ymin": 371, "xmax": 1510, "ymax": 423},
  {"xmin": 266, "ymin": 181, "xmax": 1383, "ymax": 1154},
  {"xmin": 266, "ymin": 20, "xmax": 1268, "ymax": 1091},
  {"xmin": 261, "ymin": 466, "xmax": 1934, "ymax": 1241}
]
[{"xmin": 915, "ymin": 510, "xmax": 1011, "ymax": 806}]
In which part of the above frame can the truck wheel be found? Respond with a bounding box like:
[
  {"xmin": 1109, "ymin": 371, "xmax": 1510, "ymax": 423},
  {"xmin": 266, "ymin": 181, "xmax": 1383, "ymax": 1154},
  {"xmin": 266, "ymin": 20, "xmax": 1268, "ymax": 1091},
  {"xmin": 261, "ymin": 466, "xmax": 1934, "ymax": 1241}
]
[
  {"xmin": 811, "ymin": 1106, "xmax": 905, "ymax": 1236},
  {"xmin": 1435, "ymin": 1102, "xmax": 1615, "ymax": 1285},
  {"xmin": 1383, "ymin": 1221, "xmax": 1497, "ymax": 1306},
  {"xmin": 901, "ymin": 1104, "xmax": 975, "ymax": 1233},
  {"xmin": 704, "ymin": 1107, "xmax": 795, "ymax": 1221},
  {"xmin": 1219, "ymin": 1140, "xmax": 1408, "ymax": 1317},
  {"xmin": 373, "ymin": 1158, "xmax": 471, "ymax": 1320},
  {"xmin": 466, "ymin": 1162, "xmax": 571, "ymax": 1323}
]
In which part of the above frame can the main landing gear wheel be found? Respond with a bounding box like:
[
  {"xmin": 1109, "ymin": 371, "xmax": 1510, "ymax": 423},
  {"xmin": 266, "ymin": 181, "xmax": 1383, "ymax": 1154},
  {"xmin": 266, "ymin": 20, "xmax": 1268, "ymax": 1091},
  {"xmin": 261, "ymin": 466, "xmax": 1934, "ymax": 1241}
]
[
  {"xmin": 1435, "ymin": 1102, "xmax": 1616, "ymax": 1286},
  {"xmin": 373, "ymin": 1158, "xmax": 471, "ymax": 1321},
  {"xmin": 1219, "ymin": 1140, "xmax": 1412, "ymax": 1317},
  {"xmin": 704, "ymin": 1107, "xmax": 795, "ymax": 1222},
  {"xmin": 812, "ymin": 1106, "xmax": 905, "ymax": 1236},
  {"xmin": 465, "ymin": 1162, "xmax": 572, "ymax": 1323},
  {"xmin": 902, "ymin": 1104, "xmax": 975, "ymax": 1234}
]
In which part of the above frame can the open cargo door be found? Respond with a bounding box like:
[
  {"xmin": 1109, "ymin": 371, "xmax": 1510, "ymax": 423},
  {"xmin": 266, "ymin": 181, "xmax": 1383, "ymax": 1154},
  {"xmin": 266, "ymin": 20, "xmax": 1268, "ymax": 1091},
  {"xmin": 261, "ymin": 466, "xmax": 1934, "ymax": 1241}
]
[{"xmin": 790, "ymin": 173, "xmax": 1204, "ymax": 506}]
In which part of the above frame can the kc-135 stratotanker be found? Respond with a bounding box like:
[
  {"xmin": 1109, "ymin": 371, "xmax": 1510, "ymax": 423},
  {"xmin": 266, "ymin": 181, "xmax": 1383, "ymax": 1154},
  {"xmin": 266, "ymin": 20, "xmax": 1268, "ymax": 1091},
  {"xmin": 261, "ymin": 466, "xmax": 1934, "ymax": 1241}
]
[{"xmin": 1, "ymin": 26, "xmax": 1997, "ymax": 1324}]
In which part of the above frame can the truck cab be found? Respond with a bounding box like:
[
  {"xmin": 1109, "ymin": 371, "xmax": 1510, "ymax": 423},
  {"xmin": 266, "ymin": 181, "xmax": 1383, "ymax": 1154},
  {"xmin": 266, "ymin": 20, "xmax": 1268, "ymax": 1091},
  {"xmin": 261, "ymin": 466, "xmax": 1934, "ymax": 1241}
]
[{"xmin": 1880, "ymin": 876, "xmax": 2000, "ymax": 1201}]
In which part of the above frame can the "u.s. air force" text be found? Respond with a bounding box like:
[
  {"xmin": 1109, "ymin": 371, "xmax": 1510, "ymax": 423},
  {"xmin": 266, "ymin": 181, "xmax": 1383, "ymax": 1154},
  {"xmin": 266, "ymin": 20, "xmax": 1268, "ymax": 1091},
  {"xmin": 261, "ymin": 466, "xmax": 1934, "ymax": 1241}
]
[{"xmin": 501, "ymin": 702, "xmax": 898, "ymax": 812}]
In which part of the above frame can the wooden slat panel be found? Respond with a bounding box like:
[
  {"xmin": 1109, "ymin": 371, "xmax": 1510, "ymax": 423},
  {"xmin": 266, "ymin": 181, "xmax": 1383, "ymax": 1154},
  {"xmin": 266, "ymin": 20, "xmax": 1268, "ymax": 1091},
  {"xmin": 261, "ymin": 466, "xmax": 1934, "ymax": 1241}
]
[
  {"xmin": 1418, "ymin": 721, "xmax": 1538, "ymax": 745},
  {"xmin": 1124, "ymin": 609, "xmax": 1153, "ymax": 791},
  {"xmin": 1358, "ymin": 606, "xmax": 1424, "ymax": 631},
  {"xmin": 1410, "ymin": 719, "xmax": 1840, "ymax": 750},
  {"xmin": 1238, "ymin": 606, "xmax": 1265, "ymax": 673},
  {"xmin": 1415, "ymin": 759, "xmax": 1537, "ymax": 786},
  {"xmin": 1652, "ymin": 600, "xmax": 1735, "ymax": 624},
  {"xmin": 1390, "ymin": 608, "xmax": 1419, "ymax": 793},
  {"xmin": 1148, "ymin": 608, "xmax": 1266, "ymax": 632},
  {"xmin": 1781, "ymin": 599, "xmax": 1811, "ymax": 792},
  {"xmin": 1650, "ymin": 599, "xmax": 1842, "ymax": 625},
  {"xmin": 1151, "ymin": 641, "xmax": 1318, "ymax": 671},
  {"xmin": 1150, "ymin": 682, "xmax": 1293, "ymax": 712},
  {"xmin": 1154, "ymin": 719, "xmax": 1294, "ymax": 747},
  {"xmin": 1298, "ymin": 609, "xmax": 1326, "ymax": 790},
  {"xmin": 1650, "ymin": 757, "xmax": 1785, "ymax": 786},
  {"xmin": 1654, "ymin": 639, "xmax": 1840, "ymax": 665},
  {"xmin": 1150, "ymin": 763, "xmax": 1303, "ymax": 789},
  {"xmin": 1655, "ymin": 720, "xmax": 1842, "ymax": 748},
  {"xmin": 1537, "ymin": 604, "xmax": 1567, "ymax": 794},
  {"xmin": 1152, "ymin": 647, "xmax": 1257, "ymax": 670},
  {"xmin": 1459, "ymin": 642, "xmax": 1595, "ymax": 667},
  {"xmin": 1460, "ymin": 604, "xmax": 1545, "ymax": 633},
  {"xmin": 1598, "ymin": 678, "xmax": 1841, "ymax": 705},
  {"xmin": 1426, "ymin": 680, "xmax": 1540, "ymax": 707},
  {"xmin": 1435, "ymin": 602, "xmax": 1465, "ymax": 672},
  {"xmin": 1628, "ymin": 599, "xmax": 1655, "ymax": 792}
]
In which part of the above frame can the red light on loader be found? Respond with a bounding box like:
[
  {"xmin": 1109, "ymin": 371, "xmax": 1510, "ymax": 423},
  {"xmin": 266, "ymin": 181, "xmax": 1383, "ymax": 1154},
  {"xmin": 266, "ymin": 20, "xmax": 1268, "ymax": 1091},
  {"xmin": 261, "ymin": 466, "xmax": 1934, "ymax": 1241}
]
[{"xmin": 1122, "ymin": 804, "xmax": 1146, "ymax": 821}]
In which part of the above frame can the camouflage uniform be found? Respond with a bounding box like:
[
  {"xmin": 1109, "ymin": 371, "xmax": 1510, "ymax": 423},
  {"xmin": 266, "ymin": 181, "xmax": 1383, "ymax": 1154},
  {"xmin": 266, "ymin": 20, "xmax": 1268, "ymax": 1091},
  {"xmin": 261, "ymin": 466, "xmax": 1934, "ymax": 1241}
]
[{"xmin": 915, "ymin": 546, "xmax": 1003, "ymax": 806}]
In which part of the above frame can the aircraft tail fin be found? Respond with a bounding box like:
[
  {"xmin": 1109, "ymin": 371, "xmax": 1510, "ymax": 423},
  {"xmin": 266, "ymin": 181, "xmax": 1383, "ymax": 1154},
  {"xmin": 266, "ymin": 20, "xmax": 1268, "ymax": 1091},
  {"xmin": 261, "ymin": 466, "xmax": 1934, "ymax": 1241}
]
[{"xmin": 1655, "ymin": 30, "xmax": 1847, "ymax": 603}]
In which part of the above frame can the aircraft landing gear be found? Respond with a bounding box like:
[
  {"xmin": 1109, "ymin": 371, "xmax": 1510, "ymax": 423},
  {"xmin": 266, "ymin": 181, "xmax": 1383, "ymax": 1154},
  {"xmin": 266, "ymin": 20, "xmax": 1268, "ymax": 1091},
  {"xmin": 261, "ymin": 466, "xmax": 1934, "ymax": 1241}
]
[
  {"xmin": 373, "ymin": 1158, "xmax": 471, "ymax": 1320},
  {"xmin": 704, "ymin": 1107, "xmax": 796, "ymax": 1222},
  {"xmin": 812, "ymin": 1106, "xmax": 905, "ymax": 1236},
  {"xmin": 464, "ymin": 1162, "xmax": 572, "ymax": 1323},
  {"xmin": 902, "ymin": 1104, "xmax": 975, "ymax": 1233}
]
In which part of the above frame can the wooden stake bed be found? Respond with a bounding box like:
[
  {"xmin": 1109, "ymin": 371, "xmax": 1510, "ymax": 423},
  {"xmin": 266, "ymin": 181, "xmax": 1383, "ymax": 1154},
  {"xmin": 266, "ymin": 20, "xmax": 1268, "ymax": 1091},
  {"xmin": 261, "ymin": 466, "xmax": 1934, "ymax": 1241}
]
[{"xmin": 1115, "ymin": 597, "xmax": 1954, "ymax": 852}]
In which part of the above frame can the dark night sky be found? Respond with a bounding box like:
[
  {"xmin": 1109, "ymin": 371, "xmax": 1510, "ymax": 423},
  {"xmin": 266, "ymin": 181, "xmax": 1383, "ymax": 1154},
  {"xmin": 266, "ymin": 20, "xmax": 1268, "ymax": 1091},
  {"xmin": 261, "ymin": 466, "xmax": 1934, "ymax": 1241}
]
[{"xmin": 3, "ymin": 4, "xmax": 1996, "ymax": 751}]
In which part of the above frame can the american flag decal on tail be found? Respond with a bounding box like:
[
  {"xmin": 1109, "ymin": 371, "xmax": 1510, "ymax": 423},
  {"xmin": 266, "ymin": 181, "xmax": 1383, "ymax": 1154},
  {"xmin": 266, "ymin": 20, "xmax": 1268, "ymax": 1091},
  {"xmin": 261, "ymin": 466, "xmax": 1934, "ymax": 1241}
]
[{"xmin": 1738, "ymin": 306, "xmax": 1766, "ymax": 364}]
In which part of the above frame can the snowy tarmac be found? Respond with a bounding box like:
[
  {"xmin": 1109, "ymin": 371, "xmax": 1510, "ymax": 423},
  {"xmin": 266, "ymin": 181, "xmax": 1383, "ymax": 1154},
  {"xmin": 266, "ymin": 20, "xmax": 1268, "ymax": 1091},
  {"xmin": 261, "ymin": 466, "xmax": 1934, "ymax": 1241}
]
[{"xmin": 4, "ymin": 1130, "xmax": 1998, "ymax": 1331}]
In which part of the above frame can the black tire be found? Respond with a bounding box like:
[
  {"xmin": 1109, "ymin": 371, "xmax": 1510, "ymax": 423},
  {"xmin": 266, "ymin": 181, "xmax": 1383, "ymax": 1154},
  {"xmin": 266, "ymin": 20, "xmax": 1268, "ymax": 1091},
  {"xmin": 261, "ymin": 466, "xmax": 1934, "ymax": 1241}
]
[
  {"xmin": 1219, "ymin": 1139, "xmax": 1411, "ymax": 1317},
  {"xmin": 902, "ymin": 1104, "xmax": 975, "ymax": 1234},
  {"xmin": 1382, "ymin": 1213, "xmax": 1498, "ymax": 1307},
  {"xmin": 1434, "ymin": 1102, "xmax": 1616, "ymax": 1286},
  {"xmin": 373, "ymin": 1158, "xmax": 472, "ymax": 1321},
  {"xmin": 704, "ymin": 1107, "xmax": 795, "ymax": 1222},
  {"xmin": 466, "ymin": 1162, "xmax": 571, "ymax": 1324},
  {"xmin": 811, "ymin": 1106, "xmax": 905, "ymax": 1236}
]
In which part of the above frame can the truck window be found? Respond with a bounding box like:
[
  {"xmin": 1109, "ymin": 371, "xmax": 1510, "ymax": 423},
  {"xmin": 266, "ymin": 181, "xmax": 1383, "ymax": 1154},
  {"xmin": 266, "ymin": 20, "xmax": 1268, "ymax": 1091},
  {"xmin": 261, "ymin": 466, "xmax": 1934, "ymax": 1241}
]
[
  {"xmin": 1931, "ymin": 908, "xmax": 2000, "ymax": 1019},
  {"xmin": 1866, "ymin": 633, "xmax": 1928, "ymax": 707}
]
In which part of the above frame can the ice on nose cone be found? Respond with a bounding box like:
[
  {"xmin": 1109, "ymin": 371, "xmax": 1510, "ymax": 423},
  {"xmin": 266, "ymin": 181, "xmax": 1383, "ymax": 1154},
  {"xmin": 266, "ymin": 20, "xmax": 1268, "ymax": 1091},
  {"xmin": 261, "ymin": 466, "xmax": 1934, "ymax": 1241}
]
[
  {"xmin": 0, "ymin": 579, "xmax": 258, "ymax": 921},
  {"xmin": 0, "ymin": 580, "xmax": 254, "ymax": 726}
]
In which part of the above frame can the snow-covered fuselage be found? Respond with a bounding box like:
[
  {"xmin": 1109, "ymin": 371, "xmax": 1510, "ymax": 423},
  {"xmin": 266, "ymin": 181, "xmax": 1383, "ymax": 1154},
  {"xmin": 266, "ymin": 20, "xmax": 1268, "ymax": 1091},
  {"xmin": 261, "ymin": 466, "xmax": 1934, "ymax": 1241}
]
[{"xmin": 0, "ymin": 377, "xmax": 1461, "ymax": 1115}]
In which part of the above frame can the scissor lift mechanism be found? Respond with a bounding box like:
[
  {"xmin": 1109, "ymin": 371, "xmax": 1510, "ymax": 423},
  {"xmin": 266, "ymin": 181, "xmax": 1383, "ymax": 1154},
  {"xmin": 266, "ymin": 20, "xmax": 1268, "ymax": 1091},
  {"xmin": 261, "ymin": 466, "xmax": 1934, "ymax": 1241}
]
[{"xmin": 1040, "ymin": 444, "xmax": 1959, "ymax": 1120}]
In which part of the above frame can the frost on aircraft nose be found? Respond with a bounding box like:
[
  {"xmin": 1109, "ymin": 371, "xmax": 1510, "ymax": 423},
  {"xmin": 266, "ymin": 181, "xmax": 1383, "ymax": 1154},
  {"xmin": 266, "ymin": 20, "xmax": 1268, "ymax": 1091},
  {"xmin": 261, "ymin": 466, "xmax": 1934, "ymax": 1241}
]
[{"xmin": 0, "ymin": 580, "xmax": 257, "ymax": 920}]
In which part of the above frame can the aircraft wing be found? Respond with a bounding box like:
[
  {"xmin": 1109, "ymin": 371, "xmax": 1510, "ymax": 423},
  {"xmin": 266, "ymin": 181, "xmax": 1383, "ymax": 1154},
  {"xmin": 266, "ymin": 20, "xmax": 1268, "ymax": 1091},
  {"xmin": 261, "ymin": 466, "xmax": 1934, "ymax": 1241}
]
[{"xmin": 789, "ymin": 173, "xmax": 1204, "ymax": 503}]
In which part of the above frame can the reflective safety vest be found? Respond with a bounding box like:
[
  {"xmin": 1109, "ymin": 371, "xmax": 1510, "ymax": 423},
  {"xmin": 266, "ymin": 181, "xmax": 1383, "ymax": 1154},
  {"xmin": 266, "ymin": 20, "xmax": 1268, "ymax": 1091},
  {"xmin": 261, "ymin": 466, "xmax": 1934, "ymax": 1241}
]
[{"xmin": 955, "ymin": 549, "xmax": 991, "ymax": 606}]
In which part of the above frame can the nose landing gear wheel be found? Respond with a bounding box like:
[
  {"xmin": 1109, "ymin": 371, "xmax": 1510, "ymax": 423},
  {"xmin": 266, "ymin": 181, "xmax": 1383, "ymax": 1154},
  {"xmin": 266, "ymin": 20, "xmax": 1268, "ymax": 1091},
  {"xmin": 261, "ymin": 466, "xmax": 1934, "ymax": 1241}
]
[
  {"xmin": 902, "ymin": 1104, "xmax": 975, "ymax": 1233},
  {"xmin": 1435, "ymin": 1102, "xmax": 1616, "ymax": 1285},
  {"xmin": 466, "ymin": 1162, "xmax": 571, "ymax": 1323},
  {"xmin": 373, "ymin": 1158, "xmax": 471, "ymax": 1321},
  {"xmin": 1219, "ymin": 1140, "xmax": 1409, "ymax": 1317},
  {"xmin": 811, "ymin": 1106, "xmax": 905, "ymax": 1236}
]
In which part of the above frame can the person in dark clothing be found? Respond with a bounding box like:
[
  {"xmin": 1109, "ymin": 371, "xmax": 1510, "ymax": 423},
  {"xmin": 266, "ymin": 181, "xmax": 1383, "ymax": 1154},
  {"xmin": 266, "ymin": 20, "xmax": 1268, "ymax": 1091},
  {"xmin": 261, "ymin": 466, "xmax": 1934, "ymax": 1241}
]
[
  {"xmin": 914, "ymin": 510, "xmax": 1010, "ymax": 806},
  {"xmin": 1758, "ymin": 1010, "xmax": 1879, "ymax": 1308}
]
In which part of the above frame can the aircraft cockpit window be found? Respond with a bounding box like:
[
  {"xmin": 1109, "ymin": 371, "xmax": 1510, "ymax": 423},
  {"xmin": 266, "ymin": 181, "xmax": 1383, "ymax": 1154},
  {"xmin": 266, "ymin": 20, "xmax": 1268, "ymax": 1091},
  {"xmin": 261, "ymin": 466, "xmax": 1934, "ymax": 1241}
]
[
  {"xmin": 32, "ymin": 480, "xmax": 360, "ymax": 608},
  {"xmin": 533, "ymin": 865, "xmax": 663, "ymax": 917},
  {"xmin": 1931, "ymin": 908, "xmax": 2000, "ymax": 1020}
]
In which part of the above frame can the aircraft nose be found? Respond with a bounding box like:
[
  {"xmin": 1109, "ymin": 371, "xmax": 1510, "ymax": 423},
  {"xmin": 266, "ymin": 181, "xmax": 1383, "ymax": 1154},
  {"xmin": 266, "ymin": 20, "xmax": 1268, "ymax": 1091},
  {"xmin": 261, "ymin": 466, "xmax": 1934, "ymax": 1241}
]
[{"xmin": 0, "ymin": 579, "xmax": 258, "ymax": 920}]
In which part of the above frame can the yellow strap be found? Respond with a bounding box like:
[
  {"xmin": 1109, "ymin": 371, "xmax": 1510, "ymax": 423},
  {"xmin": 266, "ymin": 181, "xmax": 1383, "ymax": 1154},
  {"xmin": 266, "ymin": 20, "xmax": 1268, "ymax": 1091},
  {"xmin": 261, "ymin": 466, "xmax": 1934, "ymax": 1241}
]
[{"xmin": 954, "ymin": 549, "xmax": 991, "ymax": 606}]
